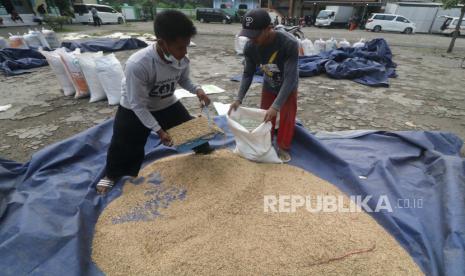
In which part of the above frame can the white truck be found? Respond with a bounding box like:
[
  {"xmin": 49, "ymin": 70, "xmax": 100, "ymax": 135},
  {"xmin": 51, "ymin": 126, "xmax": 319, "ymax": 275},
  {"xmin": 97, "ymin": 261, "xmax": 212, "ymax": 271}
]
[{"xmin": 315, "ymin": 6, "xmax": 354, "ymax": 27}]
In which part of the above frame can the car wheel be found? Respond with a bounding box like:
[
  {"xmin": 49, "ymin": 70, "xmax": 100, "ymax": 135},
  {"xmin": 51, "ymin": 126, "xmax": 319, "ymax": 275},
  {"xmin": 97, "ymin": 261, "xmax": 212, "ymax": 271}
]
[
  {"xmin": 222, "ymin": 19, "xmax": 227, "ymax": 24},
  {"xmin": 118, "ymin": 17, "xmax": 124, "ymax": 24},
  {"xmin": 373, "ymin": 25, "xmax": 381, "ymax": 32},
  {"xmin": 200, "ymin": 18, "xmax": 205, "ymax": 23},
  {"xmin": 404, "ymin": 27, "xmax": 413, "ymax": 34}
]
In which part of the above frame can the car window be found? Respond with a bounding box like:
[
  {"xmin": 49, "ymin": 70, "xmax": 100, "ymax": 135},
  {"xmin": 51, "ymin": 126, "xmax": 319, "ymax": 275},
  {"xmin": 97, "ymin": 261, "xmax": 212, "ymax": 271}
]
[
  {"xmin": 95, "ymin": 6, "xmax": 106, "ymax": 12},
  {"xmin": 73, "ymin": 5, "xmax": 88, "ymax": 14},
  {"xmin": 384, "ymin": 15, "xmax": 396, "ymax": 21},
  {"xmin": 104, "ymin": 7, "xmax": 115, "ymax": 13},
  {"xmin": 373, "ymin": 15, "xmax": 383, "ymax": 20},
  {"xmin": 396, "ymin": 17, "xmax": 409, "ymax": 23}
]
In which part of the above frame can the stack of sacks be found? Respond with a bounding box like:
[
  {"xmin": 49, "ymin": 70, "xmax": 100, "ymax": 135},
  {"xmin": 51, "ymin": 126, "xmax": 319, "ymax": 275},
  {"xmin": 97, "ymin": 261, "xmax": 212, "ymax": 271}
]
[
  {"xmin": 8, "ymin": 33, "xmax": 28, "ymax": 49},
  {"xmin": 325, "ymin": 37, "xmax": 337, "ymax": 51},
  {"xmin": 0, "ymin": 37, "xmax": 9, "ymax": 49},
  {"xmin": 39, "ymin": 47, "xmax": 124, "ymax": 105},
  {"xmin": 353, "ymin": 38, "xmax": 366, "ymax": 48},
  {"xmin": 41, "ymin": 28, "xmax": 60, "ymax": 49},
  {"xmin": 313, "ymin": 38, "xmax": 326, "ymax": 54},
  {"xmin": 338, "ymin": 38, "xmax": 351, "ymax": 48},
  {"xmin": 9, "ymin": 29, "xmax": 60, "ymax": 50},
  {"xmin": 301, "ymin": 38, "xmax": 317, "ymax": 56}
]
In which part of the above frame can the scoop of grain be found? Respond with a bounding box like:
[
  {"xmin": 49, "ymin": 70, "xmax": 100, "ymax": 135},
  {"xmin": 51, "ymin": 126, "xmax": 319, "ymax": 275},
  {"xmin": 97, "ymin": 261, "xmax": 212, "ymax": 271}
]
[{"xmin": 167, "ymin": 116, "xmax": 222, "ymax": 146}]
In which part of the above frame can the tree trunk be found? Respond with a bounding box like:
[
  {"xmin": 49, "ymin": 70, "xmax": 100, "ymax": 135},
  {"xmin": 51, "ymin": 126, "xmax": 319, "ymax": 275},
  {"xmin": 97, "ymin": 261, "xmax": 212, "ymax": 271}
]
[{"xmin": 447, "ymin": 6, "xmax": 465, "ymax": 53}]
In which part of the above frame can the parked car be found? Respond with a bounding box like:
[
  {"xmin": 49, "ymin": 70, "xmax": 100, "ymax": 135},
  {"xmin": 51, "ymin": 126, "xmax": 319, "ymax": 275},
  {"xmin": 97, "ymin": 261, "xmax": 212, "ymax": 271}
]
[
  {"xmin": 365, "ymin": 13, "xmax": 416, "ymax": 34},
  {"xmin": 196, "ymin": 8, "xmax": 232, "ymax": 24},
  {"xmin": 73, "ymin": 4, "xmax": 125, "ymax": 25},
  {"xmin": 440, "ymin": 16, "xmax": 465, "ymax": 36}
]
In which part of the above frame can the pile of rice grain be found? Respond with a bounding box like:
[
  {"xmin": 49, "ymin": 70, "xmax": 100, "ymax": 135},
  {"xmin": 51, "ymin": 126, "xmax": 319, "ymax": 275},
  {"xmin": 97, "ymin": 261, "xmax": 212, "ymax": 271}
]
[
  {"xmin": 92, "ymin": 150, "xmax": 423, "ymax": 276},
  {"xmin": 167, "ymin": 116, "xmax": 222, "ymax": 146}
]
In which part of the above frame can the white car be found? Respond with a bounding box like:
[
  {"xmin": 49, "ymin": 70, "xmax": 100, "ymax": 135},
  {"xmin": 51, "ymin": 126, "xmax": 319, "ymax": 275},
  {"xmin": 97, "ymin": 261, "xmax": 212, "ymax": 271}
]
[
  {"xmin": 73, "ymin": 4, "xmax": 125, "ymax": 25},
  {"xmin": 439, "ymin": 16, "xmax": 465, "ymax": 36},
  {"xmin": 365, "ymin": 13, "xmax": 416, "ymax": 34}
]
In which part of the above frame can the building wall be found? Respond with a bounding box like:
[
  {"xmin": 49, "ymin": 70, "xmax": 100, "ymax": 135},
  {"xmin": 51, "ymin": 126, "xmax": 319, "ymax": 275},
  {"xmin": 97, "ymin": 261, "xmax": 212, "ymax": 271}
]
[{"xmin": 213, "ymin": 0, "xmax": 260, "ymax": 10}]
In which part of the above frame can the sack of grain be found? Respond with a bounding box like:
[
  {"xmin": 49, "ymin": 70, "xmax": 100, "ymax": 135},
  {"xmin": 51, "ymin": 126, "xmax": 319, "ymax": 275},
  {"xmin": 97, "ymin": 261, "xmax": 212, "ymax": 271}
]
[
  {"xmin": 227, "ymin": 106, "xmax": 282, "ymax": 164},
  {"xmin": 39, "ymin": 48, "xmax": 75, "ymax": 96}
]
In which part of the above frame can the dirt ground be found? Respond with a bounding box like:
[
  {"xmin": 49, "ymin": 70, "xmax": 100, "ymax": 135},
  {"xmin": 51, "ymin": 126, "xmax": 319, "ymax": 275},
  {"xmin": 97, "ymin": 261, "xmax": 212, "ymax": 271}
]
[{"xmin": 1, "ymin": 22, "xmax": 465, "ymax": 162}]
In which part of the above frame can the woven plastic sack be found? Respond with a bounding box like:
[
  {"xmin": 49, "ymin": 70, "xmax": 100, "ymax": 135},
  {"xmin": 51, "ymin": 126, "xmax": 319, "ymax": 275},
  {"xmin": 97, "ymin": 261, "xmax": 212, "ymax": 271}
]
[
  {"xmin": 95, "ymin": 54, "xmax": 123, "ymax": 105},
  {"xmin": 227, "ymin": 106, "xmax": 282, "ymax": 164}
]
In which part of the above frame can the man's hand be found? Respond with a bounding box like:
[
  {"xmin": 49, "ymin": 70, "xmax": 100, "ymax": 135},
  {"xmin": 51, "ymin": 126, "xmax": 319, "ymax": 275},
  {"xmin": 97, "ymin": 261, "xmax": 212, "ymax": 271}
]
[
  {"xmin": 228, "ymin": 100, "xmax": 241, "ymax": 115},
  {"xmin": 264, "ymin": 107, "xmax": 278, "ymax": 122},
  {"xmin": 157, "ymin": 129, "xmax": 173, "ymax": 146},
  {"xmin": 196, "ymin": 89, "xmax": 211, "ymax": 107}
]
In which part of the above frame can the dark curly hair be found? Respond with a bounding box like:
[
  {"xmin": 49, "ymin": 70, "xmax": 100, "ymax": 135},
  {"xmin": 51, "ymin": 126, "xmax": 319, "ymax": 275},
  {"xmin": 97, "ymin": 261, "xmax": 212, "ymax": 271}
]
[{"xmin": 153, "ymin": 10, "xmax": 197, "ymax": 42}]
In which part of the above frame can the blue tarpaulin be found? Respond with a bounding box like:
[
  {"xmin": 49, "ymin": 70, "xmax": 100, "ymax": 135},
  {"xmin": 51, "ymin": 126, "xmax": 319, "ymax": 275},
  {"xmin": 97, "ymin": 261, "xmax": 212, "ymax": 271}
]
[
  {"xmin": 0, "ymin": 117, "xmax": 464, "ymax": 276},
  {"xmin": 0, "ymin": 48, "xmax": 47, "ymax": 76},
  {"xmin": 232, "ymin": 38, "xmax": 397, "ymax": 87},
  {"xmin": 61, "ymin": 38, "xmax": 148, "ymax": 53}
]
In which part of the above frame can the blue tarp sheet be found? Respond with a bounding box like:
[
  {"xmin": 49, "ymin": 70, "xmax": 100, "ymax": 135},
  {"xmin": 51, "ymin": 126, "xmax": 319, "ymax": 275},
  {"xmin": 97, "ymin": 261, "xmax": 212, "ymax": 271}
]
[
  {"xmin": 231, "ymin": 38, "xmax": 397, "ymax": 87},
  {"xmin": 0, "ymin": 117, "xmax": 464, "ymax": 276},
  {"xmin": 61, "ymin": 38, "xmax": 148, "ymax": 53},
  {"xmin": 0, "ymin": 48, "xmax": 47, "ymax": 76}
]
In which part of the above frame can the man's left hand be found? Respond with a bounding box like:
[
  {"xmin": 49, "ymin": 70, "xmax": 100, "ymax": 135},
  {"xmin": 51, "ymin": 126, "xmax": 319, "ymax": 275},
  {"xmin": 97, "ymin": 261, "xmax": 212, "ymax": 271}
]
[
  {"xmin": 264, "ymin": 107, "xmax": 278, "ymax": 122},
  {"xmin": 197, "ymin": 89, "xmax": 211, "ymax": 107}
]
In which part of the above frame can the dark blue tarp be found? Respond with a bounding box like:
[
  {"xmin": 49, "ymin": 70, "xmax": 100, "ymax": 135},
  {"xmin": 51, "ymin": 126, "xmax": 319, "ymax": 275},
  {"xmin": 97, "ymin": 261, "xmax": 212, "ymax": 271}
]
[
  {"xmin": 232, "ymin": 38, "xmax": 397, "ymax": 87},
  {"xmin": 299, "ymin": 38, "xmax": 397, "ymax": 87},
  {"xmin": 61, "ymin": 38, "xmax": 148, "ymax": 53},
  {"xmin": 0, "ymin": 117, "xmax": 464, "ymax": 276},
  {"xmin": 0, "ymin": 48, "xmax": 47, "ymax": 76}
]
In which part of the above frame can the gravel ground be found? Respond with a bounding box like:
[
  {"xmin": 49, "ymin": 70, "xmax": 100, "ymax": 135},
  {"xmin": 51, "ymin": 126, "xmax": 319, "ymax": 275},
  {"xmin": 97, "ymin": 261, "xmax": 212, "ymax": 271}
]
[{"xmin": 1, "ymin": 22, "xmax": 464, "ymax": 162}]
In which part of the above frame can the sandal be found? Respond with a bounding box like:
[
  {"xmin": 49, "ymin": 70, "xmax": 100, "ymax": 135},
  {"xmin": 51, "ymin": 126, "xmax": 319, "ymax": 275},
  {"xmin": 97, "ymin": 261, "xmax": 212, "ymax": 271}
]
[
  {"xmin": 278, "ymin": 149, "xmax": 292, "ymax": 163},
  {"xmin": 96, "ymin": 177, "xmax": 115, "ymax": 195}
]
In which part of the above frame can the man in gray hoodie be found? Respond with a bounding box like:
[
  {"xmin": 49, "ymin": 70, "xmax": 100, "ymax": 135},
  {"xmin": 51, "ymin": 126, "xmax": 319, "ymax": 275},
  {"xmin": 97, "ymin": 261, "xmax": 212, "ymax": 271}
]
[{"xmin": 96, "ymin": 10, "xmax": 211, "ymax": 194}]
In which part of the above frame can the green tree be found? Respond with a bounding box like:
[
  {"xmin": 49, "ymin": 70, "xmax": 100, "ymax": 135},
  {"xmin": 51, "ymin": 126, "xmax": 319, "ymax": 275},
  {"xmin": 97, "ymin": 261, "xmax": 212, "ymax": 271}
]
[{"xmin": 441, "ymin": 0, "xmax": 465, "ymax": 52}]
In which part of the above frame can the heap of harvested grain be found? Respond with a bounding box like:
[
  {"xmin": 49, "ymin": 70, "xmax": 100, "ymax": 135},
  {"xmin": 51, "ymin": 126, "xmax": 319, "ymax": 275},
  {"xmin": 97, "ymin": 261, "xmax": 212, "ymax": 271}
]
[
  {"xmin": 92, "ymin": 150, "xmax": 422, "ymax": 276},
  {"xmin": 167, "ymin": 116, "xmax": 222, "ymax": 146}
]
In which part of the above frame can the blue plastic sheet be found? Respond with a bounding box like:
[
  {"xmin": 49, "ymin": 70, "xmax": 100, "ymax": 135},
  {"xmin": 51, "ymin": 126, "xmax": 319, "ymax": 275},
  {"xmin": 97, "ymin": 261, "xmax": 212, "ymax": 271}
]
[
  {"xmin": 0, "ymin": 117, "xmax": 464, "ymax": 276},
  {"xmin": 299, "ymin": 38, "xmax": 397, "ymax": 87},
  {"xmin": 231, "ymin": 38, "xmax": 397, "ymax": 87},
  {"xmin": 0, "ymin": 48, "xmax": 48, "ymax": 76},
  {"xmin": 61, "ymin": 38, "xmax": 148, "ymax": 53}
]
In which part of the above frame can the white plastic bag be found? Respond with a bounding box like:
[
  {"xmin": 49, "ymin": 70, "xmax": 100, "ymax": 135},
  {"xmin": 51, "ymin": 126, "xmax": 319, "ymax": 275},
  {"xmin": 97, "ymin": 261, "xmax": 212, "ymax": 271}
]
[
  {"xmin": 338, "ymin": 38, "xmax": 351, "ymax": 48},
  {"xmin": 325, "ymin": 37, "xmax": 337, "ymax": 51},
  {"xmin": 23, "ymin": 32, "xmax": 42, "ymax": 49},
  {"xmin": 59, "ymin": 49, "xmax": 90, "ymax": 99},
  {"xmin": 234, "ymin": 35, "xmax": 249, "ymax": 55},
  {"xmin": 8, "ymin": 33, "xmax": 28, "ymax": 49},
  {"xmin": 353, "ymin": 38, "xmax": 366, "ymax": 48},
  {"xmin": 77, "ymin": 52, "xmax": 107, "ymax": 103},
  {"xmin": 314, "ymin": 38, "xmax": 326, "ymax": 54},
  {"xmin": 39, "ymin": 48, "xmax": 75, "ymax": 96},
  {"xmin": 227, "ymin": 107, "xmax": 282, "ymax": 164},
  {"xmin": 95, "ymin": 54, "xmax": 123, "ymax": 105},
  {"xmin": 0, "ymin": 37, "xmax": 8, "ymax": 49},
  {"xmin": 42, "ymin": 28, "xmax": 60, "ymax": 49},
  {"xmin": 301, "ymin": 38, "xmax": 317, "ymax": 56},
  {"xmin": 31, "ymin": 29, "xmax": 50, "ymax": 49}
]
